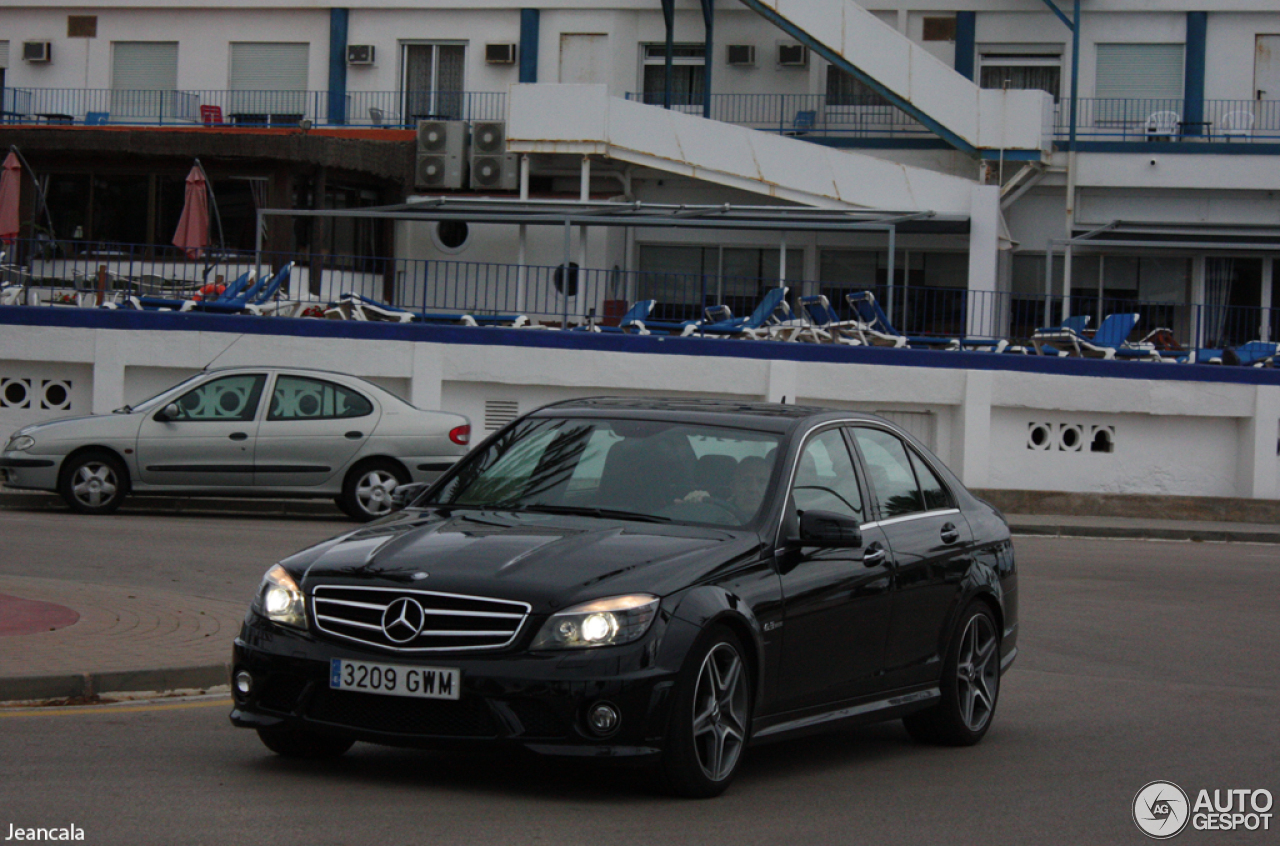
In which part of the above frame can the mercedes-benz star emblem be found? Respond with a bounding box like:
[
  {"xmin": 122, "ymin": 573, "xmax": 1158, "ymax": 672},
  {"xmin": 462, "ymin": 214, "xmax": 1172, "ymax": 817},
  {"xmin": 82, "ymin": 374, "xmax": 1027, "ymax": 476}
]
[{"xmin": 381, "ymin": 597, "xmax": 426, "ymax": 644}]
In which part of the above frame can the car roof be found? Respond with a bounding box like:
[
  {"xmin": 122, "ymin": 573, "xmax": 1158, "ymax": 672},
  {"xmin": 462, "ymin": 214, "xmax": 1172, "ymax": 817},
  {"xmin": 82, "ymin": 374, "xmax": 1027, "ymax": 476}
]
[{"xmin": 529, "ymin": 397, "xmax": 886, "ymax": 434}]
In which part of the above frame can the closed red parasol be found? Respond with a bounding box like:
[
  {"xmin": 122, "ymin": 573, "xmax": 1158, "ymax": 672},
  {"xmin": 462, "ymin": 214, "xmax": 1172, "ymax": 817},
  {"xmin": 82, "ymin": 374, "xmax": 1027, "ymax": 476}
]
[
  {"xmin": 0, "ymin": 152, "xmax": 22, "ymax": 244},
  {"xmin": 172, "ymin": 164, "xmax": 210, "ymax": 259}
]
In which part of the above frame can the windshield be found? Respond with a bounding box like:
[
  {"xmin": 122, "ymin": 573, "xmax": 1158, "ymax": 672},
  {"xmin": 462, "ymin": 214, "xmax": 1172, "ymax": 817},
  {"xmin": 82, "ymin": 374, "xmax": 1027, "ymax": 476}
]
[
  {"xmin": 117, "ymin": 373, "xmax": 206, "ymax": 413},
  {"xmin": 430, "ymin": 417, "xmax": 781, "ymax": 528}
]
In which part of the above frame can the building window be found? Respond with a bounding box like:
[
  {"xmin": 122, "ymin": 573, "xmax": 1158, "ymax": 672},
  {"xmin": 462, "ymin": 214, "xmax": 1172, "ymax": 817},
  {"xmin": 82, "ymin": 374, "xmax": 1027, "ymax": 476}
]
[
  {"xmin": 980, "ymin": 54, "xmax": 1062, "ymax": 102},
  {"xmin": 1095, "ymin": 43, "xmax": 1184, "ymax": 101},
  {"xmin": 641, "ymin": 44, "xmax": 706, "ymax": 107},
  {"xmin": 111, "ymin": 42, "xmax": 179, "ymax": 118},
  {"xmin": 922, "ymin": 17, "xmax": 957, "ymax": 43},
  {"xmin": 402, "ymin": 43, "xmax": 466, "ymax": 121},
  {"xmin": 229, "ymin": 42, "xmax": 309, "ymax": 126},
  {"xmin": 67, "ymin": 16, "xmax": 98, "ymax": 39},
  {"xmin": 826, "ymin": 67, "xmax": 891, "ymax": 107}
]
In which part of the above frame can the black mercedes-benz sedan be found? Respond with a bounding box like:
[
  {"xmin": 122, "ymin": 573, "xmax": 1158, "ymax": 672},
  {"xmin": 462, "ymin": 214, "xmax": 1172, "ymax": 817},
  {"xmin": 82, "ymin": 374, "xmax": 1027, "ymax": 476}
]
[{"xmin": 230, "ymin": 398, "xmax": 1017, "ymax": 797}]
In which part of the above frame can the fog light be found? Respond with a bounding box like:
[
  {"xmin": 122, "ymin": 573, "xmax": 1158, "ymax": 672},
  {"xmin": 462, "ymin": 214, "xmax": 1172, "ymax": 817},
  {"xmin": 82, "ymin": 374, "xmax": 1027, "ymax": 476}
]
[
  {"xmin": 234, "ymin": 670, "xmax": 253, "ymax": 697},
  {"xmin": 586, "ymin": 702, "xmax": 620, "ymax": 736}
]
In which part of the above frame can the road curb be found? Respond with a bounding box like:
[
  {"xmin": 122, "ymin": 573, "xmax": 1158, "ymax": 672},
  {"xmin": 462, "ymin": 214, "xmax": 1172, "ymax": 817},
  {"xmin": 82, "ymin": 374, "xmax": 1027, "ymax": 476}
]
[
  {"xmin": 0, "ymin": 663, "xmax": 231, "ymax": 703},
  {"xmin": 0, "ymin": 491, "xmax": 344, "ymax": 519}
]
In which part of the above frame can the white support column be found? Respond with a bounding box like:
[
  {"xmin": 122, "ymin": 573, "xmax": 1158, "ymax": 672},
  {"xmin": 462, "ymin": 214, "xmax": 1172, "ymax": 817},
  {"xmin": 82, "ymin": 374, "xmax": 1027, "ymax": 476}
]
[
  {"xmin": 952, "ymin": 369, "xmax": 993, "ymax": 488},
  {"xmin": 410, "ymin": 341, "xmax": 445, "ymax": 411},
  {"xmin": 578, "ymin": 156, "xmax": 590, "ymax": 272},
  {"xmin": 90, "ymin": 329, "xmax": 127, "ymax": 415},
  {"xmin": 517, "ymin": 155, "xmax": 530, "ymax": 312},
  {"xmin": 1260, "ymin": 257, "xmax": 1273, "ymax": 343},
  {"xmin": 966, "ymin": 185, "xmax": 1000, "ymax": 338},
  {"xmin": 1237, "ymin": 386, "xmax": 1280, "ymax": 499}
]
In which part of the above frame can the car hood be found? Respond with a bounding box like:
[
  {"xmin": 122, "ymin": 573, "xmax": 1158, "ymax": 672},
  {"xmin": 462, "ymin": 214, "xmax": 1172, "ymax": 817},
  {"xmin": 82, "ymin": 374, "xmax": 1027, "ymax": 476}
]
[
  {"xmin": 290, "ymin": 508, "xmax": 763, "ymax": 612},
  {"xmin": 9, "ymin": 412, "xmax": 142, "ymax": 444}
]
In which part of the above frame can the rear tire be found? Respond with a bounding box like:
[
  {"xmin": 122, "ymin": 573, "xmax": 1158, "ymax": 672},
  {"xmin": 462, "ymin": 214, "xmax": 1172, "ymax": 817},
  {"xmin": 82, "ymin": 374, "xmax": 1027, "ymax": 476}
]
[
  {"xmin": 903, "ymin": 602, "xmax": 1001, "ymax": 746},
  {"xmin": 339, "ymin": 459, "xmax": 409, "ymax": 522},
  {"xmin": 58, "ymin": 451, "xmax": 129, "ymax": 514},
  {"xmin": 257, "ymin": 726, "xmax": 354, "ymax": 759},
  {"xmin": 661, "ymin": 626, "xmax": 753, "ymax": 798}
]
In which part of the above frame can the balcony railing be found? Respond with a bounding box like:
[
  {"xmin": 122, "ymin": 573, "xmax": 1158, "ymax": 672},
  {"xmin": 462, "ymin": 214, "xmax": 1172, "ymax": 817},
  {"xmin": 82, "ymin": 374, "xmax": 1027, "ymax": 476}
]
[
  {"xmin": 0, "ymin": 89, "xmax": 506, "ymax": 127},
  {"xmin": 3, "ymin": 238, "xmax": 1276, "ymax": 351},
  {"xmin": 625, "ymin": 92, "xmax": 931, "ymax": 139}
]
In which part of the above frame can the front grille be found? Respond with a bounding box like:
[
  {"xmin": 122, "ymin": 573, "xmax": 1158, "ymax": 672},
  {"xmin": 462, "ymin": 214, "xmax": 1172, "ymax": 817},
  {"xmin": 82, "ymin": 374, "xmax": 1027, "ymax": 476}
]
[
  {"xmin": 307, "ymin": 688, "xmax": 499, "ymax": 738},
  {"xmin": 311, "ymin": 585, "xmax": 530, "ymax": 652}
]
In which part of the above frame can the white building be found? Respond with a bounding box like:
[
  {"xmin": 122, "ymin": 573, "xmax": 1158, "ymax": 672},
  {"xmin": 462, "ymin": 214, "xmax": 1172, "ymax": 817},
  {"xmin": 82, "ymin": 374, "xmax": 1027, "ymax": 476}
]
[{"xmin": 1, "ymin": 2, "xmax": 1278, "ymax": 501}]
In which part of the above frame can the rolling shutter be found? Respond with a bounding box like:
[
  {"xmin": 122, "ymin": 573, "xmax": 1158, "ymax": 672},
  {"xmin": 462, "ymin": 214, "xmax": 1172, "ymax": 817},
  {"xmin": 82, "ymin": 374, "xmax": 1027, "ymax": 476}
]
[
  {"xmin": 112, "ymin": 42, "xmax": 178, "ymax": 90},
  {"xmin": 0, "ymin": 42, "xmax": 9, "ymax": 69},
  {"xmin": 229, "ymin": 43, "xmax": 308, "ymax": 122},
  {"xmin": 1095, "ymin": 43, "xmax": 1184, "ymax": 99}
]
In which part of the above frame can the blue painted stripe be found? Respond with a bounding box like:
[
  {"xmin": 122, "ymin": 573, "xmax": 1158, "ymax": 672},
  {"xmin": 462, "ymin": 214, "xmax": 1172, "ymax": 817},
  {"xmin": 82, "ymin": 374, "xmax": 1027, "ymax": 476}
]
[
  {"xmin": 1074, "ymin": 141, "xmax": 1280, "ymax": 155},
  {"xmin": 955, "ymin": 12, "xmax": 976, "ymax": 81},
  {"xmin": 1184, "ymin": 12, "xmax": 1207, "ymax": 135},
  {"xmin": 328, "ymin": 9, "xmax": 350, "ymax": 126},
  {"xmin": 3, "ymin": 306, "xmax": 1278, "ymax": 387},
  {"xmin": 519, "ymin": 9, "xmax": 540, "ymax": 84}
]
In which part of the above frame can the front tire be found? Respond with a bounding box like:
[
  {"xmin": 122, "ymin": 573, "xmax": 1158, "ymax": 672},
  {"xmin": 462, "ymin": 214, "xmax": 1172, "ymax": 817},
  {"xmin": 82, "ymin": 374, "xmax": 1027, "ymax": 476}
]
[
  {"xmin": 903, "ymin": 602, "xmax": 1001, "ymax": 746},
  {"xmin": 661, "ymin": 626, "xmax": 753, "ymax": 798},
  {"xmin": 58, "ymin": 451, "xmax": 129, "ymax": 514},
  {"xmin": 257, "ymin": 726, "xmax": 354, "ymax": 759},
  {"xmin": 339, "ymin": 459, "xmax": 409, "ymax": 522}
]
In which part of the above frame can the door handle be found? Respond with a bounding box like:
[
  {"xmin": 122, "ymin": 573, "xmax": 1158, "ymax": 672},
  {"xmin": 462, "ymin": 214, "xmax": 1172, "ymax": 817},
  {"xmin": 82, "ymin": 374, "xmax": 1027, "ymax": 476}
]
[
  {"xmin": 940, "ymin": 522, "xmax": 960, "ymax": 544},
  {"xmin": 229, "ymin": 432, "xmax": 248, "ymax": 441},
  {"xmin": 344, "ymin": 431, "xmax": 364, "ymax": 440},
  {"xmin": 862, "ymin": 543, "xmax": 887, "ymax": 568}
]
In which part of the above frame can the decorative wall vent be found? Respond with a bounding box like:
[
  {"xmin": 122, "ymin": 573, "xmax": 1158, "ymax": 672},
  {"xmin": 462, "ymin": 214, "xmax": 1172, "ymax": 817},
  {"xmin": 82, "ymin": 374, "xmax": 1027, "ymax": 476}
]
[
  {"xmin": 1028, "ymin": 421, "xmax": 1116, "ymax": 453},
  {"xmin": 0, "ymin": 378, "xmax": 72, "ymax": 410},
  {"xmin": 484, "ymin": 400, "xmax": 519, "ymax": 431}
]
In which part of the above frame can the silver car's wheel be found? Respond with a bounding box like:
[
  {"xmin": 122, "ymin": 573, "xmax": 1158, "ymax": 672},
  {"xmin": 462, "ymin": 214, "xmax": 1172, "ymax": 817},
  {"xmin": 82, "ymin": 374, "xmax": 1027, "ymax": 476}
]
[
  {"xmin": 58, "ymin": 452, "xmax": 128, "ymax": 515},
  {"xmin": 340, "ymin": 460, "xmax": 409, "ymax": 522}
]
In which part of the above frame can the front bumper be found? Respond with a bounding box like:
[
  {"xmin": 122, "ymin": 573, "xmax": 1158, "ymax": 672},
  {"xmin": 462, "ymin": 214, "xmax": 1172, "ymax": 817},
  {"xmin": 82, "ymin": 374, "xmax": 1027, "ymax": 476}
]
[
  {"xmin": 230, "ymin": 611, "xmax": 681, "ymax": 758},
  {"xmin": 0, "ymin": 455, "xmax": 61, "ymax": 491}
]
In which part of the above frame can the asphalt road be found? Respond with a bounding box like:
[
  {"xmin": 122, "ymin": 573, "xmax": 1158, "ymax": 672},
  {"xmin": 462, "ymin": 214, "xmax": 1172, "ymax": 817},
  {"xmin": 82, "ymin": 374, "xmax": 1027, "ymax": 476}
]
[{"xmin": 1, "ymin": 513, "xmax": 1278, "ymax": 845}]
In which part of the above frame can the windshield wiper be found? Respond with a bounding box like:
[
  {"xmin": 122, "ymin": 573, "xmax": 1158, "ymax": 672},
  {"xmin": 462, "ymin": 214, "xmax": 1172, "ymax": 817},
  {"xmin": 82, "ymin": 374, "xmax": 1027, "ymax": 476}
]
[
  {"xmin": 112, "ymin": 405, "xmax": 132, "ymax": 414},
  {"xmin": 514, "ymin": 504, "xmax": 672, "ymax": 523}
]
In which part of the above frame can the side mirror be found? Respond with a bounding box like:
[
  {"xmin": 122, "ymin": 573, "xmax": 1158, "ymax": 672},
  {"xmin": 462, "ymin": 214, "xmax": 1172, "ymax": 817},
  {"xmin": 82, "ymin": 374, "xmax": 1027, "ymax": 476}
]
[
  {"xmin": 390, "ymin": 482, "xmax": 428, "ymax": 510},
  {"xmin": 154, "ymin": 403, "xmax": 181, "ymax": 422},
  {"xmin": 798, "ymin": 509, "xmax": 863, "ymax": 548}
]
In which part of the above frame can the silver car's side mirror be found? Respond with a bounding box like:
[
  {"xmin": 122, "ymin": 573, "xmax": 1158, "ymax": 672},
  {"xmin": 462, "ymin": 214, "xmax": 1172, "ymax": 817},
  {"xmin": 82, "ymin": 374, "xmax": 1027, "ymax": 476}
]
[
  {"xmin": 155, "ymin": 403, "xmax": 181, "ymax": 422},
  {"xmin": 390, "ymin": 482, "xmax": 428, "ymax": 510}
]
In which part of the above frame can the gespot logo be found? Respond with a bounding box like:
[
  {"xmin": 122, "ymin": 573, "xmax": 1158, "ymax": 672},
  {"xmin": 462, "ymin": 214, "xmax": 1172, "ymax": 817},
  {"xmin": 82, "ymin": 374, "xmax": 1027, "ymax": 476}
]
[{"xmin": 1133, "ymin": 781, "xmax": 1191, "ymax": 839}]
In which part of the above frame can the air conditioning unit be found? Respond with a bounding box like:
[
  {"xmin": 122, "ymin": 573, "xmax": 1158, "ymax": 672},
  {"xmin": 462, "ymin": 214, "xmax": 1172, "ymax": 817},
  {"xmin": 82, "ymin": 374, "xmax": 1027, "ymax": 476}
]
[
  {"xmin": 23, "ymin": 41, "xmax": 52, "ymax": 63},
  {"xmin": 415, "ymin": 120, "xmax": 467, "ymax": 190},
  {"xmin": 726, "ymin": 45, "xmax": 756, "ymax": 67},
  {"xmin": 778, "ymin": 43, "xmax": 808, "ymax": 67},
  {"xmin": 469, "ymin": 121, "xmax": 518, "ymax": 191},
  {"xmin": 485, "ymin": 43, "xmax": 517, "ymax": 65},
  {"xmin": 346, "ymin": 45, "xmax": 375, "ymax": 66}
]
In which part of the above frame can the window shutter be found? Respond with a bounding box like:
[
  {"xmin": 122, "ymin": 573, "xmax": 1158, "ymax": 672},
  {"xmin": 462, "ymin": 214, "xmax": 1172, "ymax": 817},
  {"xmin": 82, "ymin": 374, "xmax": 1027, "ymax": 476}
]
[
  {"xmin": 0, "ymin": 42, "xmax": 8, "ymax": 69},
  {"xmin": 111, "ymin": 42, "xmax": 178, "ymax": 90},
  {"xmin": 229, "ymin": 43, "xmax": 309, "ymax": 91},
  {"xmin": 1095, "ymin": 43, "xmax": 1184, "ymax": 99}
]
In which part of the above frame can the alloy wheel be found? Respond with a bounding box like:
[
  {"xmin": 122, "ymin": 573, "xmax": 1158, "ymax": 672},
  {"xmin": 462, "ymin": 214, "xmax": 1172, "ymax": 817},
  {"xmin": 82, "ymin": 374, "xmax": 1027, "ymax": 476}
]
[
  {"xmin": 71, "ymin": 461, "xmax": 119, "ymax": 509},
  {"xmin": 691, "ymin": 642, "xmax": 749, "ymax": 782},
  {"xmin": 355, "ymin": 469, "xmax": 399, "ymax": 517},
  {"xmin": 955, "ymin": 612, "xmax": 999, "ymax": 732}
]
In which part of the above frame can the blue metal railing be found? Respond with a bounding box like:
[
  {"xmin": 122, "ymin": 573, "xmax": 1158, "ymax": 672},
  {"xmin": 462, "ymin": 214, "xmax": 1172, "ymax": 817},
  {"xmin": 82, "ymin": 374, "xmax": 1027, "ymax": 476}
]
[
  {"xmin": 4, "ymin": 238, "xmax": 1277, "ymax": 351},
  {"xmin": 0, "ymin": 90, "xmax": 506, "ymax": 127},
  {"xmin": 625, "ymin": 92, "xmax": 930, "ymax": 138},
  {"xmin": 1059, "ymin": 98, "xmax": 1280, "ymax": 142}
]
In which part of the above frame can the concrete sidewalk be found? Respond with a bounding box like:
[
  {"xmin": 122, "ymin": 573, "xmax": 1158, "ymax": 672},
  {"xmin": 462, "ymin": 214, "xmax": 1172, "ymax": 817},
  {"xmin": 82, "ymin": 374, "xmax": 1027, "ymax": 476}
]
[{"xmin": 1, "ymin": 493, "xmax": 1277, "ymax": 704}]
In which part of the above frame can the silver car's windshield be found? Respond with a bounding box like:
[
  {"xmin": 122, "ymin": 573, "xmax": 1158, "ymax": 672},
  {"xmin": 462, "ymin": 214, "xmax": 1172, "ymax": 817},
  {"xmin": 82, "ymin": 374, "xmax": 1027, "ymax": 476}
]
[
  {"xmin": 431, "ymin": 417, "xmax": 780, "ymax": 528},
  {"xmin": 120, "ymin": 373, "xmax": 206, "ymax": 413}
]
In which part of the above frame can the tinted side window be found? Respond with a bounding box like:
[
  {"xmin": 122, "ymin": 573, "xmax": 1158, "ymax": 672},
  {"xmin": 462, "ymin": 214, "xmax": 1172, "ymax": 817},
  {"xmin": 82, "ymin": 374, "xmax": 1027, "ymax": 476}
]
[
  {"xmin": 851, "ymin": 427, "xmax": 922, "ymax": 518},
  {"xmin": 793, "ymin": 429, "xmax": 863, "ymax": 521},
  {"xmin": 173, "ymin": 374, "xmax": 265, "ymax": 422},
  {"xmin": 269, "ymin": 376, "xmax": 373, "ymax": 421},
  {"xmin": 909, "ymin": 449, "xmax": 953, "ymax": 510}
]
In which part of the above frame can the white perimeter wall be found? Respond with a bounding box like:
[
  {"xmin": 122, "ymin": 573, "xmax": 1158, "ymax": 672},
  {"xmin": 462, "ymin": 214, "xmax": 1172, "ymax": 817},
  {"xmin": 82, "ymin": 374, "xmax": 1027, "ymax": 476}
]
[{"xmin": 1, "ymin": 321, "xmax": 1277, "ymax": 501}]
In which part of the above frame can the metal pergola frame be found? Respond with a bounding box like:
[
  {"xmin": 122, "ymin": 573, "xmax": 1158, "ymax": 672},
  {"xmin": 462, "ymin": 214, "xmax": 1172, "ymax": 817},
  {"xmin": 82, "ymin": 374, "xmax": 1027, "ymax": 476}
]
[{"xmin": 256, "ymin": 196, "xmax": 968, "ymax": 323}]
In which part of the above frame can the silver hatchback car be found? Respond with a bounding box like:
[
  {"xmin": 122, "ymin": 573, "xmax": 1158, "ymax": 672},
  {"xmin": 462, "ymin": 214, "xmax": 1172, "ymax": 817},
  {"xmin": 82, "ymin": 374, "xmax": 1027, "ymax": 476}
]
[{"xmin": 0, "ymin": 366, "xmax": 470, "ymax": 520}]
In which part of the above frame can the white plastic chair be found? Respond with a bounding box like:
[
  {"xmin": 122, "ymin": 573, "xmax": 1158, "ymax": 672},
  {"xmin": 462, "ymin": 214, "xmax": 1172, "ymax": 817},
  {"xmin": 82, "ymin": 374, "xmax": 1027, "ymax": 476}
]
[
  {"xmin": 1219, "ymin": 110, "xmax": 1254, "ymax": 141},
  {"xmin": 1144, "ymin": 111, "xmax": 1180, "ymax": 141}
]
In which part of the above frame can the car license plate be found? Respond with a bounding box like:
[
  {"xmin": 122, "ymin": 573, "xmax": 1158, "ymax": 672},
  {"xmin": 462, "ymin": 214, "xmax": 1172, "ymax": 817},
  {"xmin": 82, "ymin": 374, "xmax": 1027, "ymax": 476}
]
[{"xmin": 329, "ymin": 658, "xmax": 460, "ymax": 700}]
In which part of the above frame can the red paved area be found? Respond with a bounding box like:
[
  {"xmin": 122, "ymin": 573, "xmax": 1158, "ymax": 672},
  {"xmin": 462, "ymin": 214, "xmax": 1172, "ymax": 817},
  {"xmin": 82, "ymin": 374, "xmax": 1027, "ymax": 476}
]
[{"xmin": 0, "ymin": 592, "xmax": 80, "ymax": 636}]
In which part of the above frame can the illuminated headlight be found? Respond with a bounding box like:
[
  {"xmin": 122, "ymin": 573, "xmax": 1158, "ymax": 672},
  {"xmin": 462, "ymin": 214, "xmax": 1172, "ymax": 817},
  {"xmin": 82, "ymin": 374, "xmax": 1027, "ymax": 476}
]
[
  {"xmin": 6, "ymin": 435, "xmax": 34, "ymax": 452},
  {"xmin": 258, "ymin": 564, "xmax": 307, "ymax": 629},
  {"xmin": 531, "ymin": 595, "xmax": 659, "ymax": 650}
]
